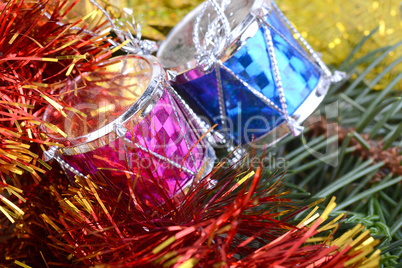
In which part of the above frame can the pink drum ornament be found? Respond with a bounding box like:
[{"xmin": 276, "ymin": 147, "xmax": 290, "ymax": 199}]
[{"xmin": 43, "ymin": 55, "xmax": 215, "ymax": 204}]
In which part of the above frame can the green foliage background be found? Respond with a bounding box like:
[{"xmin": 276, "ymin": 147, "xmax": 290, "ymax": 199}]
[{"xmin": 120, "ymin": 1, "xmax": 402, "ymax": 265}]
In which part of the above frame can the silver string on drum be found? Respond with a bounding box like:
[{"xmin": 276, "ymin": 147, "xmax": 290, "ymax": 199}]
[{"xmin": 156, "ymin": 0, "xmax": 346, "ymax": 153}]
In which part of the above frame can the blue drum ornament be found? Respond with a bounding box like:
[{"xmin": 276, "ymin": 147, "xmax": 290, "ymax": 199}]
[{"xmin": 157, "ymin": 0, "xmax": 344, "ymax": 147}]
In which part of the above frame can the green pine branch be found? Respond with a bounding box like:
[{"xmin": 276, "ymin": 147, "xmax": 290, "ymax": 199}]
[{"xmin": 256, "ymin": 28, "xmax": 401, "ymax": 267}]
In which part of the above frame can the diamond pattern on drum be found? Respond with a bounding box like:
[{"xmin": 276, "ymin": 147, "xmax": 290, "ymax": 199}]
[
  {"xmin": 172, "ymin": 8, "xmax": 323, "ymax": 146},
  {"xmin": 64, "ymin": 89, "xmax": 206, "ymax": 204},
  {"xmin": 224, "ymin": 8, "xmax": 321, "ymax": 117}
]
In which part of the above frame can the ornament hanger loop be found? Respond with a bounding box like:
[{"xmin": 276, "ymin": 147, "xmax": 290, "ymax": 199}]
[{"xmin": 193, "ymin": 0, "xmax": 232, "ymax": 71}]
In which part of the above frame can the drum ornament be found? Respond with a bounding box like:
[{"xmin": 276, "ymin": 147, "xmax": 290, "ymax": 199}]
[{"xmin": 43, "ymin": 0, "xmax": 345, "ymax": 204}]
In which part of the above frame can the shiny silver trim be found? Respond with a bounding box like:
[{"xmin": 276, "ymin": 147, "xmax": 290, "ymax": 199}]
[
  {"xmin": 157, "ymin": 0, "xmax": 266, "ymax": 80},
  {"xmin": 157, "ymin": 0, "xmax": 336, "ymax": 149},
  {"xmin": 165, "ymin": 87, "xmax": 200, "ymax": 173},
  {"xmin": 215, "ymin": 63, "xmax": 228, "ymax": 136},
  {"xmin": 173, "ymin": 143, "xmax": 216, "ymax": 200},
  {"xmin": 270, "ymin": 1, "xmax": 332, "ymax": 78},
  {"xmin": 249, "ymin": 75, "xmax": 331, "ymax": 149},
  {"xmin": 167, "ymin": 85, "xmax": 228, "ymax": 146},
  {"xmin": 42, "ymin": 145, "xmax": 88, "ymax": 179},
  {"xmin": 112, "ymin": 122, "xmax": 197, "ymax": 175},
  {"xmin": 43, "ymin": 55, "xmax": 165, "ymax": 156},
  {"xmin": 119, "ymin": 135, "xmax": 197, "ymax": 176}
]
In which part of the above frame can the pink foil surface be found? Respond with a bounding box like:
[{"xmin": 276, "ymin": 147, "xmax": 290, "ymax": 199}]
[{"xmin": 63, "ymin": 88, "xmax": 208, "ymax": 204}]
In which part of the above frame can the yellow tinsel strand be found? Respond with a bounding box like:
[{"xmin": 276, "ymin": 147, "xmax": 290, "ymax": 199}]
[
  {"xmin": 112, "ymin": 0, "xmax": 401, "ymax": 89},
  {"xmin": 277, "ymin": 0, "xmax": 401, "ymax": 89}
]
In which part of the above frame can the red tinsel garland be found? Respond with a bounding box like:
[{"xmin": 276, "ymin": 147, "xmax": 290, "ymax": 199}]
[
  {"xmin": 0, "ymin": 0, "xmax": 112, "ymax": 178},
  {"xmin": 11, "ymin": 162, "xmax": 378, "ymax": 267},
  {"xmin": 0, "ymin": 1, "xmax": 381, "ymax": 267}
]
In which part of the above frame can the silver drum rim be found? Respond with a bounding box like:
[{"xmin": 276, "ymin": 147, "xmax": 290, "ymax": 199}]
[{"xmin": 43, "ymin": 55, "xmax": 165, "ymax": 156}]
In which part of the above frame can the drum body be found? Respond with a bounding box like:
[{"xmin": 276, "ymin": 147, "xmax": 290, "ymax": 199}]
[
  {"xmin": 43, "ymin": 55, "xmax": 215, "ymax": 204},
  {"xmin": 157, "ymin": 0, "xmax": 331, "ymax": 147}
]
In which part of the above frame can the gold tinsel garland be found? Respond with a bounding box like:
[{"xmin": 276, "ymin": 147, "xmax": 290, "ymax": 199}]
[
  {"xmin": 0, "ymin": 1, "xmax": 391, "ymax": 266},
  {"xmin": 112, "ymin": 0, "xmax": 401, "ymax": 89},
  {"xmin": 278, "ymin": 0, "xmax": 401, "ymax": 89}
]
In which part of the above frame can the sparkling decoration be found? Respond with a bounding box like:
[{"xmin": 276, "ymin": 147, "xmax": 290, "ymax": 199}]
[
  {"xmin": 174, "ymin": 8, "xmax": 322, "ymax": 145},
  {"xmin": 158, "ymin": 0, "xmax": 339, "ymax": 147},
  {"xmin": 119, "ymin": 0, "xmax": 401, "ymax": 89},
  {"xmin": 1, "ymin": 163, "xmax": 382, "ymax": 266},
  {"xmin": 43, "ymin": 55, "xmax": 215, "ymax": 204},
  {"xmin": 0, "ymin": 0, "xmax": 397, "ymax": 267},
  {"xmin": 62, "ymin": 89, "xmax": 210, "ymax": 203}
]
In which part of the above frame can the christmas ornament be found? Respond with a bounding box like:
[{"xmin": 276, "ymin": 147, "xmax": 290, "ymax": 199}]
[
  {"xmin": 43, "ymin": 55, "xmax": 215, "ymax": 204},
  {"xmin": 157, "ymin": 0, "xmax": 345, "ymax": 148},
  {"xmin": 0, "ymin": 1, "xmax": 393, "ymax": 267},
  {"xmin": 117, "ymin": 0, "xmax": 400, "ymax": 90}
]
